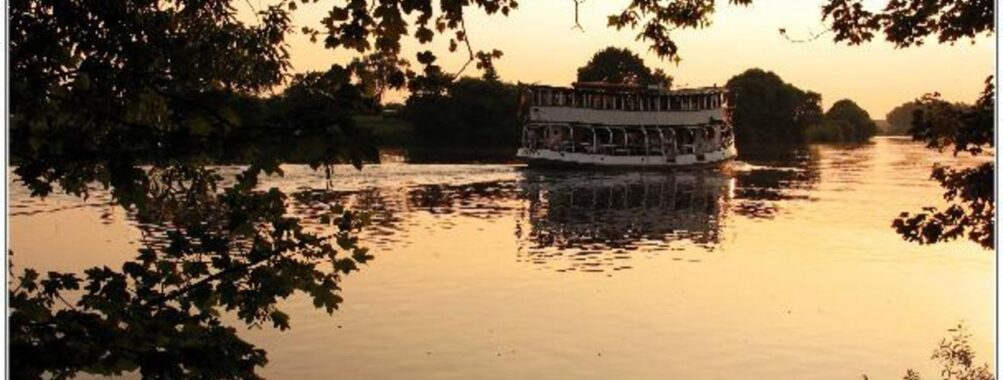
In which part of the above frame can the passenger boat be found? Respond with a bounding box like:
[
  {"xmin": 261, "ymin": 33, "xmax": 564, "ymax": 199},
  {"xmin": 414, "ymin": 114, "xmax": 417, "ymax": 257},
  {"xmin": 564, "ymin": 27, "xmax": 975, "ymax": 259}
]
[{"xmin": 516, "ymin": 82, "xmax": 737, "ymax": 167}]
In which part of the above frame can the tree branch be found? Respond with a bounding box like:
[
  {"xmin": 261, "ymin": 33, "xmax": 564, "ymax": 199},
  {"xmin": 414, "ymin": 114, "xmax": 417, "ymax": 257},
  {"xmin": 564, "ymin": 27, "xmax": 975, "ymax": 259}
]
[
  {"xmin": 452, "ymin": 17, "xmax": 476, "ymax": 78},
  {"xmin": 571, "ymin": 0, "xmax": 585, "ymax": 31}
]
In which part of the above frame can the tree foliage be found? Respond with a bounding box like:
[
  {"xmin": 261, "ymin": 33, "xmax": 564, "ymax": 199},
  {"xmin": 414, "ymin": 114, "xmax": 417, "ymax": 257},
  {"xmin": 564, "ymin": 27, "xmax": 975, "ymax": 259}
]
[
  {"xmin": 606, "ymin": 0, "xmax": 754, "ymax": 60},
  {"xmin": 807, "ymin": 99, "xmax": 878, "ymax": 143},
  {"xmin": 885, "ymin": 324, "xmax": 995, "ymax": 380},
  {"xmin": 725, "ymin": 68, "xmax": 823, "ymax": 148},
  {"xmin": 9, "ymin": 1, "xmax": 375, "ymax": 378},
  {"xmin": 403, "ymin": 77, "xmax": 521, "ymax": 152},
  {"xmin": 886, "ymin": 101, "xmax": 925, "ymax": 135},
  {"xmin": 11, "ymin": 165, "xmax": 373, "ymax": 379},
  {"xmin": 892, "ymin": 78, "xmax": 994, "ymax": 249},
  {"xmin": 821, "ymin": 0, "xmax": 993, "ymax": 47},
  {"xmin": 603, "ymin": 0, "xmax": 990, "ymax": 61},
  {"xmin": 575, "ymin": 47, "xmax": 672, "ymax": 87},
  {"xmin": 348, "ymin": 52, "xmax": 410, "ymax": 106}
]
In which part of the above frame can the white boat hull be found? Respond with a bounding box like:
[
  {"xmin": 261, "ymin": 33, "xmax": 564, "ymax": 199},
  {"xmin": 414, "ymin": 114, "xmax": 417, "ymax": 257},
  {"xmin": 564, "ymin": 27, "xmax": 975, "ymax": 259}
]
[{"xmin": 516, "ymin": 144, "xmax": 737, "ymax": 168}]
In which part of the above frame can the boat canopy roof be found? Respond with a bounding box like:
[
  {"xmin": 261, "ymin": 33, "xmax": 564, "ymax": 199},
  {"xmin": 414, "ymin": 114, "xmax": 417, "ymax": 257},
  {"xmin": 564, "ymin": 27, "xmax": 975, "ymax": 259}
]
[{"xmin": 526, "ymin": 82, "xmax": 724, "ymax": 95}]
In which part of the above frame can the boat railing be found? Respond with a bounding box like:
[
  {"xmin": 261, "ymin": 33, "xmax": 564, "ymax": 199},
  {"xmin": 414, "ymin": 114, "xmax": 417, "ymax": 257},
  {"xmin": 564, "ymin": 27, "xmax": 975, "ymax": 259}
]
[{"xmin": 521, "ymin": 122, "xmax": 732, "ymax": 157}]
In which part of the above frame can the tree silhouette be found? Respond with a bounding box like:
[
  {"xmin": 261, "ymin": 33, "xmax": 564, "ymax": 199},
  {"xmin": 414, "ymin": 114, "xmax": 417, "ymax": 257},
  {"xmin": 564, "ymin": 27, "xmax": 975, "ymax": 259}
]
[
  {"xmin": 10, "ymin": 1, "xmax": 374, "ymax": 378},
  {"xmin": 812, "ymin": 99, "xmax": 878, "ymax": 142},
  {"xmin": 725, "ymin": 68, "xmax": 822, "ymax": 148},
  {"xmin": 892, "ymin": 80, "xmax": 994, "ymax": 249},
  {"xmin": 886, "ymin": 101, "xmax": 925, "ymax": 136},
  {"xmin": 575, "ymin": 47, "xmax": 672, "ymax": 87},
  {"xmin": 403, "ymin": 77, "xmax": 521, "ymax": 154}
]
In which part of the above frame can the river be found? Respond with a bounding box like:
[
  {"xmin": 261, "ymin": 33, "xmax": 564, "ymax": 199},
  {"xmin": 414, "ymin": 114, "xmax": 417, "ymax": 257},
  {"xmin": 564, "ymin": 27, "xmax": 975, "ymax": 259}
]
[{"xmin": 9, "ymin": 137, "xmax": 994, "ymax": 379}]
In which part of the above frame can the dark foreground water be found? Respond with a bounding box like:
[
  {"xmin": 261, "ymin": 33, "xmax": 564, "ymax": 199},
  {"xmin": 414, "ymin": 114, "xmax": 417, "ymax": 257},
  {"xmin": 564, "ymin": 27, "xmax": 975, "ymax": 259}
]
[{"xmin": 10, "ymin": 137, "xmax": 994, "ymax": 379}]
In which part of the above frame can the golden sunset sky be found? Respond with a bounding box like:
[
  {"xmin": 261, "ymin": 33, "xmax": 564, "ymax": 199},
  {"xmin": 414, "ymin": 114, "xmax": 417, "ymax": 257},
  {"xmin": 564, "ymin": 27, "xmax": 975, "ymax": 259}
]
[{"xmin": 241, "ymin": 0, "xmax": 994, "ymax": 117}]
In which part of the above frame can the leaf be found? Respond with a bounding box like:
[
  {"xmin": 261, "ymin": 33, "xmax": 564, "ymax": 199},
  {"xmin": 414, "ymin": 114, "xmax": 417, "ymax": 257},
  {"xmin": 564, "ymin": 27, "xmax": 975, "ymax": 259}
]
[{"xmin": 270, "ymin": 310, "xmax": 291, "ymax": 330}]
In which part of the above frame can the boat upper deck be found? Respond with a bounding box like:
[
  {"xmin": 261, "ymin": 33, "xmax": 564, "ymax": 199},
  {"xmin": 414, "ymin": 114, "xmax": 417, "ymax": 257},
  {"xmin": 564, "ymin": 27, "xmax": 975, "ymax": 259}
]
[
  {"xmin": 521, "ymin": 83, "xmax": 729, "ymax": 126},
  {"xmin": 523, "ymin": 82, "xmax": 727, "ymax": 113}
]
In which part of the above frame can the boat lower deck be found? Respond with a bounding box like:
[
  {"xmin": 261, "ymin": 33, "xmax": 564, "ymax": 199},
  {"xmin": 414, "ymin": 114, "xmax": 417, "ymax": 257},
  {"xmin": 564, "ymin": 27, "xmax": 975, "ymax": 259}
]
[{"xmin": 516, "ymin": 145, "xmax": 737, "ymax": 168}]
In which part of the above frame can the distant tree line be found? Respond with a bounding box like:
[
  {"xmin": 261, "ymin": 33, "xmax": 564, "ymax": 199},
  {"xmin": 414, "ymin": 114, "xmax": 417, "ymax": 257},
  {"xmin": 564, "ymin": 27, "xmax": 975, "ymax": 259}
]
[
  {"xmin": 11, "ymin": 64, "xmax": 381, "ymax": 166},
  {"xmin": 216, "ymin": 67, "xmax": 379, "ymax": 164},
  {"xmin": 807, "ymin": 99, "xmax": 879, "ymax": 143},
  {"xmin": 883, "ymin": 99, "xmax": 974, "ymax": 136},
  {"xmin": 726, "ymin": 68, "xmax": 877, "ymax": 146},
  {"xmin": 402, "ymin": 77, "xmax": 521, "ymax": 153},
  {"xmin": 884, "ymin": 101, "xmax": 925, "ymax": 135}
]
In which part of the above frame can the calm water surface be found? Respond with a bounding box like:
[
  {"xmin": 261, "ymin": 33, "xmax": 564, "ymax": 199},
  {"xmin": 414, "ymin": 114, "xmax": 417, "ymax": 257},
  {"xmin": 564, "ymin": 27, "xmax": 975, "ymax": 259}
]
[{"xmin": 10, "ymin": 137, "xmax": 994, "ymax": 379}]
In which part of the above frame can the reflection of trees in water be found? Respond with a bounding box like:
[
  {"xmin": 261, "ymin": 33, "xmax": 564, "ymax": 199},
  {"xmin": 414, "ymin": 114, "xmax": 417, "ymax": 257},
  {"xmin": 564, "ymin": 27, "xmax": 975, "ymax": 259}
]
[
  {"xmin": 406, "ymin": 181, "xmax": 520, "ymax": 217},
  {"xmin": 286, "ymin": 182, "xmax": 521, "ymax": 250},
  {"xmin": 729, "ymin": 147, "xmax": 821, "ymax": 219},
  {"xmin": 294, "ymin": 188, "xmax": 406, "ymax": 245},
  {"xmin": 279, "ymin": 155, "xmax": 820, "ymax": 276},
  {"xmin": 515, "ymin": 171, "xmax": 729, "ymax": 273}
]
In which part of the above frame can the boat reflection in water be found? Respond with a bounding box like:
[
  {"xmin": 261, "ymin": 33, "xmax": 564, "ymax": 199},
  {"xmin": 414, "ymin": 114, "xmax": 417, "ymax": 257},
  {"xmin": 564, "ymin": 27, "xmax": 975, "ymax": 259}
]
[
  {"xmin": 515, "ymin": 169, "xmax": 732, "ymax": 273},
  {"xmin": 238, "ymin": 153, "xmax": 819, "ymax": 275}
]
